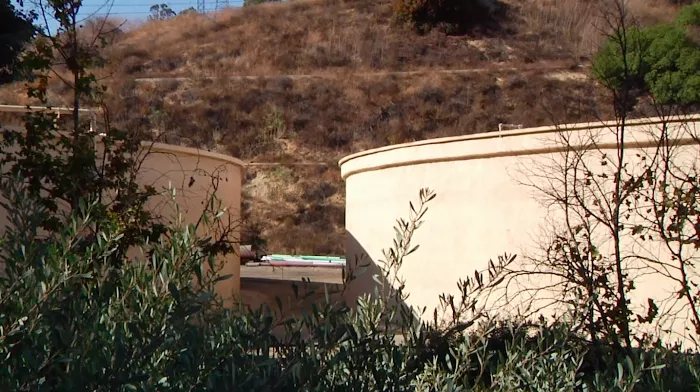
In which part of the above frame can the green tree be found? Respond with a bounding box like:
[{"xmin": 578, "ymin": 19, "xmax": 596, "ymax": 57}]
[
  {"xmin": 148, "ymin": 3, "xmax": 176, "ymax": 20},
  {"xmin": 676, "ymin": 2, "xmax": 700, "ymax": 27},
  {"xmin": 1, "ymin": 0, "xmax": 163, "ymax": 265},
  {"xmin": 0, "ymin": 0, "xmax": 35, "ymax": 84},
  {"xmin": 593, "ymin": 3, "xmax": 700, "ymax": 106}
]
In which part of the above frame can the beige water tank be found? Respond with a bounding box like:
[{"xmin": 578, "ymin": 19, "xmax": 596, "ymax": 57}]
[
  {"xmin": 136, "ymin": 142, "xmax": 245, "ymax": 303},
  {"xmin": 340, "ymin": 115, "xmax": 700, "ymax": 346},
  {"xmin": 0, "ymin": 131, "xmax": 245, "ymax": 304}
]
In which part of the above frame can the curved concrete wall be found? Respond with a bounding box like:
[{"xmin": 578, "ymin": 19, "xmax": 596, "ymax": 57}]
[
  {"xmin": 341, "ymin": 115, "xmax": 700, "ymax": 343},
  {"xmin": 0, "ymin": 134, "xmax": 244, "ymax": 304},
  {"xmin": 136, "ymin": 142, "xmax": 244, "ymax": 303}
]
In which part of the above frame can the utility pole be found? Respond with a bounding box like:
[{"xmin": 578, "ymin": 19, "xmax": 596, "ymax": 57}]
[{"xmin": 197, "ymin": 0, "xmax": 206, "ymax": 13}]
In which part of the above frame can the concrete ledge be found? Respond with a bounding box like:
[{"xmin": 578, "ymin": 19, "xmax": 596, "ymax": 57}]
[
  {"xmin": 144, "ymin": 141, "xmax": 247, "ymax": 169},
  {"xmin": 339, "ymin": 114, "xmax": 700, "ymax": 180},
  {"xmin": 241, "ymin": 265, "xmax": 344, "ymax": 284}
]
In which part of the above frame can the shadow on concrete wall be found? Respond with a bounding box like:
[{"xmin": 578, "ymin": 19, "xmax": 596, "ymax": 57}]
[
  {"xmin": 237, "ymin": 277, "xmax": 349, "ymax": 341},
  {"xmin": 235, "ymin": 232, "xmax": 418, "ymax": 340},
  {"xmin": 343, "ymin": 232, "xmax": 419, "ymax": 329}
]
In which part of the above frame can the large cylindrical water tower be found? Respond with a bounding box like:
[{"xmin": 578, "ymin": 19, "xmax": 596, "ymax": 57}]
[
  {"xmin": 0, "ymin": 108, "xmax": 245, "ymax": 304},
  {"xmin": 340, "ymin": 115, "xmax": 700, "ymax": 345}
]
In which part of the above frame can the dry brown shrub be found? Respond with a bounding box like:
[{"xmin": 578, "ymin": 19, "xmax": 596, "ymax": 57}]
[
  {"xmin": 517, "ymin": 0, "xmax": 601, "ymax": 58},
  {"xmin": 515, "ymin": 0, "xmax": 682, "ymax": 60},
  {"xmin": 103, "ymin": 0, "xmax": 593, "ymax": 78},
  {"xmin": 626, "ymin": 0, "xmax": 681, "ymax": 25}
]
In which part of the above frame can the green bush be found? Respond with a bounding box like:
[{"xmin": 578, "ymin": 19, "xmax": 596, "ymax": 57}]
[
  {"xmin": 2, "ymin": 180, "xmax": 700, "ymax": 390},
  {"xmin": 593, "ymin": 3, "xmax": 700, "ymax": 106},
  {"xmin": 392, "ymin": 0, "xmax": 503, "ymax": 35},
  {"xmin": 676, "ymin": 2, "xmax": 700, "ymax": 27},
  {"xmin": 0, "ymin": 177, "xmax": 243, "ymax": 390}
]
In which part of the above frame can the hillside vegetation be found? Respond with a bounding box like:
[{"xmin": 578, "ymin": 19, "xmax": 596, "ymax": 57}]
[{"xmin": 0, "ymin": 0, "xmax": 686, "ymax": 255}]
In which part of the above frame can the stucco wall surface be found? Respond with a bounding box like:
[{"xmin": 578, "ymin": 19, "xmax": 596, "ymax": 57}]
[
  {"xmin": 135, "ymin": 142, "xmax": 245, "ymax": 303},
  {"xmin": 341, "ymin": 115, "xmax": 700, "ymax": 344}
]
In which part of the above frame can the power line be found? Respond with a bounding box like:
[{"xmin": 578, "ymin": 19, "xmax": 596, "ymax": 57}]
[
  {"xmin": 88, "ymin": 7, "xmax": 241, "ymax": 15},
  {"xmin": 78, "ymin": 0, "xmax": 244, "ymax": 12},
  {"xmin": 215, "ymin": 0, "xmax": 227, "ymax": 11},
  {"xmin": 89, "ymin": 10, "xmax": 157, "ymax": 14},
  {"xmin": 77, "ymin": 0, "xmax": 243, "ymax": 17},
  {"xmin": 79, "ymin": 2, "xmax": 196, "ymax": 8}
]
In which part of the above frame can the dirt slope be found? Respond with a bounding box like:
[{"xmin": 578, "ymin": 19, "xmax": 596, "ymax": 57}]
[{"xmin": 0, "ymin": 0, "xmax": 683, "ymax": 255}]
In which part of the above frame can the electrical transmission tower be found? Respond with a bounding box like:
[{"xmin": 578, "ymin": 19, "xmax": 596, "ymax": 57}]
[
  {"xmin": 197, "ymin": 0, "xmax": 206, "ymax": 13},
  {"xmin": 214, "ymin": 0, "xmax": 228, "ymax": 10}
]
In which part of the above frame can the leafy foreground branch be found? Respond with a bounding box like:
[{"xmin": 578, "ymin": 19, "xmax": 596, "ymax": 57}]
[{"xmin": 1, "ymin": 180, "xmax": 700, "ymax": 391}]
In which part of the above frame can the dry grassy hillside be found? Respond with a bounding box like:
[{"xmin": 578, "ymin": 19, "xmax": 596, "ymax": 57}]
[
  {"xmin": 107, "ymin": 0, "xmax": 677, "ymax": 77},
  {"xmin": 0, "ymin": 0, "xmax": 685, "ymax": 256},
  {"xmin": 112, "ymin": 0, "xmax": 579, "ymax": 77}
]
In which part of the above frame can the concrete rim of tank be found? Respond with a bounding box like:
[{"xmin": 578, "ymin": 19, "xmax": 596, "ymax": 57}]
[
  {"xmin": 144, "ymin": 141, "xmax": 246, "ymax": 170},
  {"xmin": 0, "ymin": 126, "xmax": 246, "ymax": 170},
  {"xmin": 338, "ymin": 114, "xmax": 700, "ymax": 181}
]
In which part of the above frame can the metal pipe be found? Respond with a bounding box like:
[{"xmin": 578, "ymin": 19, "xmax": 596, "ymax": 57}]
[
  {"xmin": 0, "ymin": 104, "xmax": 97, "ymax": 114},
  {"xmin": 0, "ymin": 104, "xmax": 101, "ymax": 133}
]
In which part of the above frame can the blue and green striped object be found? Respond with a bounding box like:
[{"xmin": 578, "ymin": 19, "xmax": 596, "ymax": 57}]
[{"xmin": 261, "ymin": 254, "xmax": 346, "ymax": 266}]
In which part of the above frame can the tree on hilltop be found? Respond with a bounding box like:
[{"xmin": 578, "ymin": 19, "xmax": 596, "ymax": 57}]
[
  {"xmin": 148, "ymin": 3, "xmax": 176, "ymax": 20},
  {"xmin": 593, "ymin": 3, "xmax": 700, "ymax": 108}
]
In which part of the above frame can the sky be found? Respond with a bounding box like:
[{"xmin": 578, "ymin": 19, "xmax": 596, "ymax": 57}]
[{"xmin": 13, "ymin": 0, "xmax": 243, "ymax": 34}]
